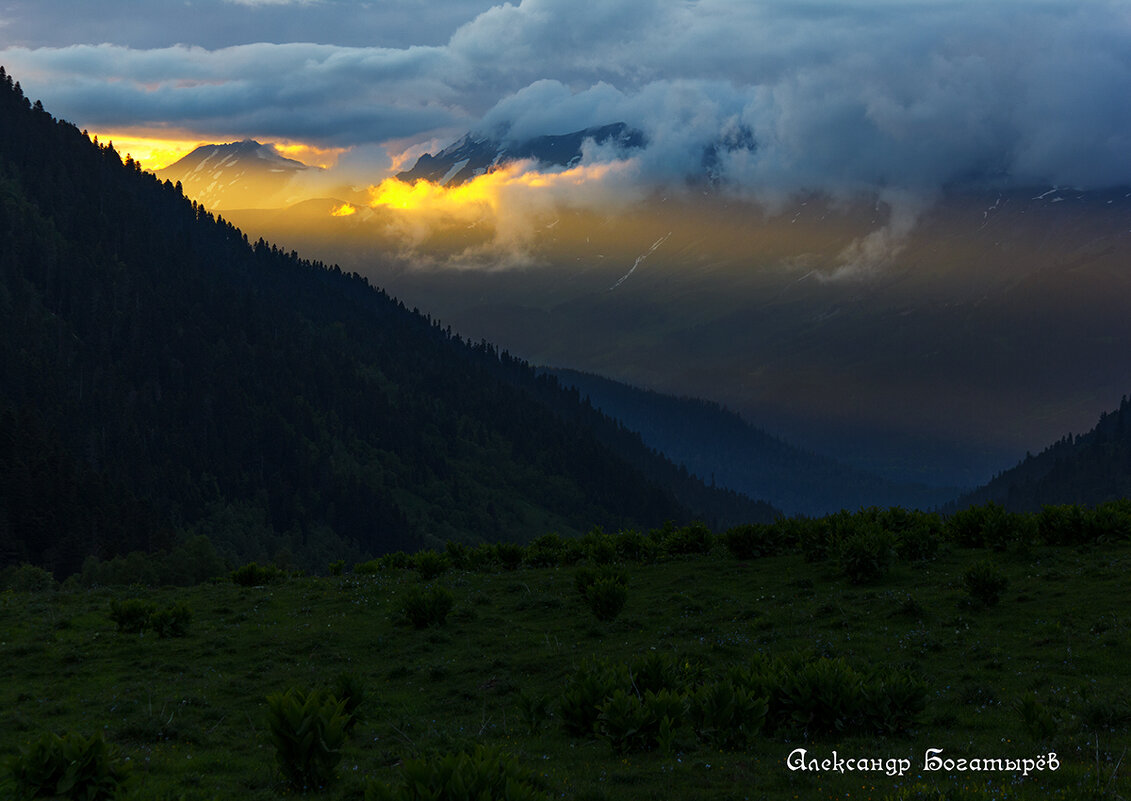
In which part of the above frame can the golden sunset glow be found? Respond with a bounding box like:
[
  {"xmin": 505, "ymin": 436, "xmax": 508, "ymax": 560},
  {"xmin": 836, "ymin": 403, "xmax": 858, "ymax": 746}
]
[
  {"xmin": 88, "ymin": 131, "xmax": 208, "ymax": 170},
  {"xmin": 365, "ymin": 160, "xmax": 633, "ymax": 220},
  {"xmin": 330, "ymin": 202, "xmax": 358, "ymax": 217},
  {"xmin": 274, "ymin": 142, "xmax": 348, "ymax": 170}
]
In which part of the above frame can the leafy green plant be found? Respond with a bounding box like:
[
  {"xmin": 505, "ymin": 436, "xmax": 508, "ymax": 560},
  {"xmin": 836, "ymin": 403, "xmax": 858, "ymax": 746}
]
[
  {"xmin": 688, "ymin": 680, "xmax": 768, "ymax": 749},
  {"xmin": 1016, "ymin": 695, "xmax": 1057, "ymax": 741},
  {"xmin": 400, "ymin": 584, "xmax": 455, "ymax": 629},
  {"xmin": 365, "ymin": 746, "xmax": 548, "ymax": 801},
  {"xmin": 265, "ymin": 687, "xmax": 348, "ymax": 792},
  {"xmin": 7, "ymin": 730, "xmax": 130, "ymax": 800},
  {"xmin": 775, "ymin": 656, "xmax": 867, "ymax": 735},
  {"xmin": 328, "ymin": 559, "xmax": 345, "ymax": 576},
  {"xmin": 963, "ymin": 559, "xmax": 1009, "ymax": 607},
  {"xmin": 864, "ymin": 670, "xmax": 928, "ymax": 734},
  {"xmin": 149, "ymin": 601, "xmax": 192, "ymax": 638},
  {"xmin": 573, "ymin": 565, "xmax": 627, "ymax": 598},
  {"xmin": 583, "ymin": 578, "xmax": 628, "ymax": 622},
  {"xmin": 596, "ymin": 689, "xmax": 650, "ymax": 754},
  {"xmin": 514, "ymin": 690, "xmax": 550, "ymax": 735},
  {"xmin": 628, "ymin": 650, "xmax": 684, "ymax": 695},
  {"xmin": 108, "ymin": 598, "xmax": 155, "ymax": 634},
  {"xmin": 558, "ymin": 660, "xmax": 628, "ymax": 737},
  {"xmin": 332, "ymin": 672, "xmax": 366, "ymax": 732}
]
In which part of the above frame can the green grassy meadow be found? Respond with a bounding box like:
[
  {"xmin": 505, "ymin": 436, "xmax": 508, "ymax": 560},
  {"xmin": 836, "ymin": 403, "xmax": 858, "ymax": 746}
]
[{"xmin": 1, "ymin": 536, "xmax": 1128, "ymax": 800}]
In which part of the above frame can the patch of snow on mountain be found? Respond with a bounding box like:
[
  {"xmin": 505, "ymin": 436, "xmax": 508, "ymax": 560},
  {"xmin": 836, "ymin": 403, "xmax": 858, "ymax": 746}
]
[{"xmin": 440, "ymin": 159, "xmax": 470, "ymax": 186}]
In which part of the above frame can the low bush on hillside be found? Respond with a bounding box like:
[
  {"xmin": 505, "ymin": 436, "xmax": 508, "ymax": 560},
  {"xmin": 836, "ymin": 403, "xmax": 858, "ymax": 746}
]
[
  {"xmin": 412, "ymin": 549, "xmax": 448, "ymax": 580},
  {"xmin": 0, "ymin": 563, "xmax": 55, "ymax": 593},
  {"xmin": 108, "ymin": 598, "xmax": 156, "ymax": 634},
  {"xmin": 838, "ymin": 525, "xmax": 896, "ymax": 584},
  {"xmin": 230, "ymin": 561, "xmax": 284, "ymax": 587},
  {"xmin": 400, "ymin": 584, "xmax": 455, "ymax": 629},
  {"xmin": 149, "ymin": 601, "xmax": 193, "ymax": 638},
  {"xmin": 557, "ymin": 650, "xmax": 926, "ymax": 752},
  {"xmin": 583, "ymin": 578, "xmax": 628, "ymax": 622},
  {"xmin": 963, "ymin": 559, "xmax": 1009, "ymax": 607}
]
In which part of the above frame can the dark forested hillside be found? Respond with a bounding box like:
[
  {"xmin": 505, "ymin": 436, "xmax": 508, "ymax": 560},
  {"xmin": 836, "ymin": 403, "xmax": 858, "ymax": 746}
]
[
  {"xmin": 0, "ymin": 68, "xmax": 774, "ymax": 576},
  {"xmin": 958, "ymin": 394, "xmax": 1131, "ymax": 511},
  {"xmin": 542, "ymin": 367, "xmax": 959, "ymax": 515}
]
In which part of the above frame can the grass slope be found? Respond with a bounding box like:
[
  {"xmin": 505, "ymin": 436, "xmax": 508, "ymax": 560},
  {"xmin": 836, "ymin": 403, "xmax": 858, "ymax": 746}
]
[{"xmin": 2, "ymin": 540, "xmax": 1128, "ymax": 800}]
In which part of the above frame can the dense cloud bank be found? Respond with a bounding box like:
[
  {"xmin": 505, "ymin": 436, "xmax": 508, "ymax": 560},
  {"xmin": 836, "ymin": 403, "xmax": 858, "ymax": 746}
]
[{"xmin": 3, "ymin": 0, "xmax": 1129, "ymax": 200}]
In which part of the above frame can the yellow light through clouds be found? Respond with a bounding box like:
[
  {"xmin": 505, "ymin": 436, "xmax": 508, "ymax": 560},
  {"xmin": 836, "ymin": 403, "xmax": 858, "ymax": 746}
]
[
  {"xmin": 363, "ymin": 160, "xmax": 631, "ymax": 220},
  {"xmin": 88, "ymin": 131, "xmax": 207, "ymax": 170},
  {"xmin": 331, "ymin": 202, "xmax": 358, "ymax": 217}
]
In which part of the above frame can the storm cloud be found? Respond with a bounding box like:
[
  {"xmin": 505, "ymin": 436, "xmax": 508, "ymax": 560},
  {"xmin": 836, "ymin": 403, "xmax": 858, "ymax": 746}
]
[{"xmin": 3, "ymin": 0, "xmax": 1130, "ymax": 199}]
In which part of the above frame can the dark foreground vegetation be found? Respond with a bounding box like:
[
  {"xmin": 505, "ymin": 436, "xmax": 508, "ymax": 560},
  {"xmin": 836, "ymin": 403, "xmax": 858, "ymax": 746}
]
[{"xmin": 2, "ymin": 505, "xmax": 1129, "ymax": 800}]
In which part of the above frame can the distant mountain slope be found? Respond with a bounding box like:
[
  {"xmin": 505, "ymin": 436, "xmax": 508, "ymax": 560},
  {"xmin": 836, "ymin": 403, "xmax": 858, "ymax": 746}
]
[
  {"xmin": 542, "ymin": 368, "xmax": 958, "ymax": 515},
  {"xmin": 157, "ymin": 140, "xmax": 312, "ymax": 209},
  {"xmin": 396, "ymin": 123, "xmax": 644, "ymax": 186},
  {"xmin": 0, "ymin": 69, "xmax": 773, "ymax": 576},
  {"xmin": 957, "ymin": 395, "xmax": 1131, "ymax": 511}
]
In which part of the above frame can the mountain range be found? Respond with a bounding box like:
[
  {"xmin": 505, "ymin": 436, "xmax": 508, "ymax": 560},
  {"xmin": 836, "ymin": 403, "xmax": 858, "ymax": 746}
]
[
  {"xmin": 211, "ymin": 172, "xmax": 1131, "ymax": 489},
  {"xmin": 6, "ymin": 70, "xmax": 1131, "ymax": 580},
  {"xmin": 0, "ymin": 70, "xmax": 774, "ymax": 577},
  {"xmin": 395, "ymin": 122, "xmax": 645, "ymax": 186},
  {"xmin": 541, "ymin": 367, "xmax": 958, "ymax": 516},
  {"xmin": 156, "ymin": 139, "xmax": 313, "ymax": 210}
]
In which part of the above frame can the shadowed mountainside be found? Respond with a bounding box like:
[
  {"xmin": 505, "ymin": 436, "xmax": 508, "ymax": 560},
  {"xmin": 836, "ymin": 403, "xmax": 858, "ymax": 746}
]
[{"xmin": 0, "ymin": 69, "xmax": 775, "ymax": 576}]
